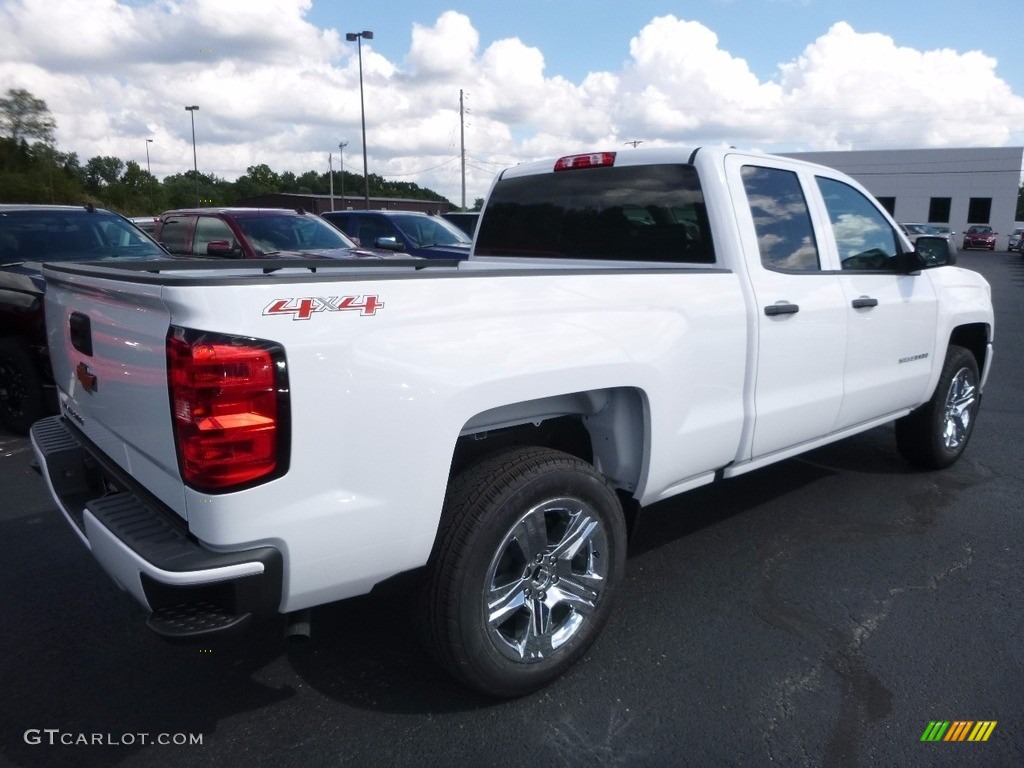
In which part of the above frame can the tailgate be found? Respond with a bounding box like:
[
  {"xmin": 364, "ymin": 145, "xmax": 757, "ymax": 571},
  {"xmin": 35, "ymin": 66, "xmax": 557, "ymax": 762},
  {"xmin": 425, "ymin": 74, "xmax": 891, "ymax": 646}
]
[{"xmin": 43, "ymin": 265, "xmax": 187, "ymax": 518}]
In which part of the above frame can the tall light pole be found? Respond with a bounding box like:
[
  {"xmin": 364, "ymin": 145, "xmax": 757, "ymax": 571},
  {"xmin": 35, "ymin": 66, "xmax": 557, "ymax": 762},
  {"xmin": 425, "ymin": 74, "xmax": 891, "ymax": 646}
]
[
  {"xmin": 328, "ymin": 151, "xmax": 335, "ymax": 211},
  {"xmin": 185, "ymin": 105, "xmax": 199, "ymax": 206},
  {"xmin": 339, "ymin": 140, "xmax": 348, "ymax": 208},
  {"xmin": 345, "ymin": 30, "xmax": 373, "ymax": 209},
  {"xmin": 145, "ymin": 138, "xmax": 154, "ymax": 209}
]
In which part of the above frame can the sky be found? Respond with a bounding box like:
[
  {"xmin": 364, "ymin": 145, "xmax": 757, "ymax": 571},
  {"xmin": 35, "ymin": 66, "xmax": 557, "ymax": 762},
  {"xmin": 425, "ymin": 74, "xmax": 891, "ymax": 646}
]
[{"xmin": 2, "ymin": 0, "xmax": 1023, "ymax": 207}]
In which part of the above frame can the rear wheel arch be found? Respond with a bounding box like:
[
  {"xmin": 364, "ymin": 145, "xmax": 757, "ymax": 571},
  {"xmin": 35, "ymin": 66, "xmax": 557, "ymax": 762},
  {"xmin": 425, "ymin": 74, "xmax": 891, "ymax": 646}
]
[{"xmin": 450, "ymin": 386, "xmax": 648, "ymax": 496}]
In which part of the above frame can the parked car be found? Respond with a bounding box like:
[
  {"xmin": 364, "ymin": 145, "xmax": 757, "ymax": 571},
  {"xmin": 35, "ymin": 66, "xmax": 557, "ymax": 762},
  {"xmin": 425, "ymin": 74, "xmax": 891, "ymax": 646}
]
[
  {"xmin": 440, "ymin": 211, "xmax": 480, "ymax": 237},
  {"xmin": 0, "ymin": 204, "xmax": 171, "ymax": 433},
  {"xmin": 322, "ymin": 210, "xmax": 472, "ymax": 259},
  {"xmin": 1007, "ymin": 227, "xmax": 1024, "ymax": 251},
  {"xmin": 154, "ymin": 207, "xmax": 401, "ymax": 260},
  {"xmin": 962, "ymin": 225, "xmax": 997, "ymax": 250},
  {"xmin": 130, "ymin": 215, "xmax": 158, "ymax": 235},
  {"xmin": 899, "ymin": 223, "xmax": 948, "ymax": 243}
]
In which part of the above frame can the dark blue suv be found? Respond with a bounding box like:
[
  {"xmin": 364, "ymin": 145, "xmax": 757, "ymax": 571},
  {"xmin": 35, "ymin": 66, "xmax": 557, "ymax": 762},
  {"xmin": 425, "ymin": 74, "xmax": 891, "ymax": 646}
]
[{"xmin": 322, "ymin": 210, "xmax": 471, "ymax": 260}]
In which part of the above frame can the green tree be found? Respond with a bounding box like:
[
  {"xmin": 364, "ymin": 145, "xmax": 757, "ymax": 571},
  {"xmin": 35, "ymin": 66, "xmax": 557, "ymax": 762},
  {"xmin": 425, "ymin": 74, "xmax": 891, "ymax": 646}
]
[
  {"xmin": 85, "ymin": 155, "xmax": 125, "ymax": 190},
  {"xmin": 0, "ymin": 88, "xmax": 56, "ymax": 144},
  {"xmin": 1016, "ymin": 183, "xmax": 1023, "ymax": 221},
  {"xmin": 235, "ymin": 163, "xmax": 280, "ymax": 199}
]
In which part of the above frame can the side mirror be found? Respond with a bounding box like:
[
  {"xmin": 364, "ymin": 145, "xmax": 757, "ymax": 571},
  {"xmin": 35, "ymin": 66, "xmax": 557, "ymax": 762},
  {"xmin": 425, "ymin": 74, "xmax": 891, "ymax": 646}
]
[
  {"xmin": 206, "ymin": 240, "xmax": 242, "ymax": 258},
  {"xmin": 913, "ymin": 236, "xmax": 956, "ymax": 268},
  {"xmin": 375, "ymin": 236, "xmax": 405, "ymax": 252}
]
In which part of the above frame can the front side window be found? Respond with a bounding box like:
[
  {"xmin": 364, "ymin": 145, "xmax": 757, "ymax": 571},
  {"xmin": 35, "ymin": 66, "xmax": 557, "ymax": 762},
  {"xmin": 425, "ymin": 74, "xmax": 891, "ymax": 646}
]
[
  {"xmin": 816, "ymin": 177, "xmax": 899, "ymax": 271},
  {"xmin": 741, "ymin": 166, "xmax": 820, "ymax": 271},
  {"xmin": 192, "ymin": 216, "xmax": 235, "ymax": 256}
]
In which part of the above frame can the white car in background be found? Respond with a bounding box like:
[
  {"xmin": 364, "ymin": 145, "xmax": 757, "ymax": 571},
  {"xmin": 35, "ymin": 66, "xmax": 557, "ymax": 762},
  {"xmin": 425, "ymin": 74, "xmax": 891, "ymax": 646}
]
[
  {"xmin": 1008, "ymin": 227, "xmax": 1024, "ymax": 252},
  {"xmin": 899, "ymin": 223, "xmax": 950, "ymax": 243}
]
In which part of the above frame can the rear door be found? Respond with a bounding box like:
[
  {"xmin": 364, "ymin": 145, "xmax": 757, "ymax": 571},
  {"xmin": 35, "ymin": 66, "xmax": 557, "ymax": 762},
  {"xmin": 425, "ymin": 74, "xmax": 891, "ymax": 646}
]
[{"xmin": 725, "ymin": 156, "xmax": 847, "ymax": 459}]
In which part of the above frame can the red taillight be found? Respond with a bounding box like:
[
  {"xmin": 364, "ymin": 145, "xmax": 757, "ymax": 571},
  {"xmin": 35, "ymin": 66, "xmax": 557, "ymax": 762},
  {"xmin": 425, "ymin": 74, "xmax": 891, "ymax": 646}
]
[
  {"xmin": 553, "ymin": 152, "xmax": 617, "ymax": 171},
  {"xmin": 167, "ymin": 329, "xmax": 289, "ymax": 492}
]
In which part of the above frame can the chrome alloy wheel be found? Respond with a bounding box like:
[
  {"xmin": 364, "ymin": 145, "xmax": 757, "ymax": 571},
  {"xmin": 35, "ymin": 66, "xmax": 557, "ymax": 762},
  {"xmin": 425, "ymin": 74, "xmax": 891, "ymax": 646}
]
[
  {"xmin": 942, "ymin": 366, "xmax": 977, "ymax": 451},
  {"xmin": 484, "ymin": 497, "xmax": 608, "ymax": 663}
]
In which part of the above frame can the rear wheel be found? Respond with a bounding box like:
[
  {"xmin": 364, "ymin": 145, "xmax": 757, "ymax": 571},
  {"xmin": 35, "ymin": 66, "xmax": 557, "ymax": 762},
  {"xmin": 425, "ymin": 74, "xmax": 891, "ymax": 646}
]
[
  {"xmin": 895, "ymin": 345, "xmax": 980, "ymax": 469},
  {"xmin": 0, "ymin": 338, "xmax": 45, "ymax": 434},
  {"xmin": 419, "ymin": 447, "xmax": 627, "ymax": 697}
]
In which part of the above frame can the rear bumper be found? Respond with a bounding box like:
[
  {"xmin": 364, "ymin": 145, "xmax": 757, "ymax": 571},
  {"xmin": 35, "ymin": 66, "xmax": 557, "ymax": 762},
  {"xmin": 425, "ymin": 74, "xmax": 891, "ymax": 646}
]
[{"xmin": 30, "ymin": 415, "xmax": 283, "ymax": 639}]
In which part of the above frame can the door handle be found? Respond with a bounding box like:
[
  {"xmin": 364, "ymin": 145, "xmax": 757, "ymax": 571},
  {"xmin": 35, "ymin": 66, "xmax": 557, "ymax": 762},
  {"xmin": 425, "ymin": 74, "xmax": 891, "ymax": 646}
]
[
  {"xmin": 851, "ymin": 296, "xmax": 879, "ymax": 309},
  {"xmin": 764, "ymin": 302, "xmax": 800, "ymax": 316}
]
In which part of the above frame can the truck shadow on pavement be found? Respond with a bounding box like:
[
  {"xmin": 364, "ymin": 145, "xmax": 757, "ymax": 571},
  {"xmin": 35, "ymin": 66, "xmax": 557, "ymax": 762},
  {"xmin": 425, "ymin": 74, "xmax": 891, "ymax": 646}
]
[{"xmin": 0, "ymin": 507, "xmax": 298, "ymax": 768}]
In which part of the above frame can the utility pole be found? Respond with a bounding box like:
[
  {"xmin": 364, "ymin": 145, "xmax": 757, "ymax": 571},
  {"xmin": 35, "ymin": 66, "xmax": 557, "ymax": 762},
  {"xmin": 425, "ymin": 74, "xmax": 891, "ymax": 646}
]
[
  {"xmin": 339, "ymin": 141, "xmax": 348, "ymax": 208},
  {"xmin": 460, "ymin": 89, "xmax": 466, "ymax": 210},
  {"xmin": 145, "ymin": 139, "xmax": 154, "ymax": 209},
  {"xmin": 346, "ymin": 30, "xmax": 373, "ymax": 209},
  {"xmin": 185, "ymin": 105, "xmax": 199, "ymax": 206},
  {"xmin": 328, "ymin": 152, "xmax": 334, "ymax": 210}
]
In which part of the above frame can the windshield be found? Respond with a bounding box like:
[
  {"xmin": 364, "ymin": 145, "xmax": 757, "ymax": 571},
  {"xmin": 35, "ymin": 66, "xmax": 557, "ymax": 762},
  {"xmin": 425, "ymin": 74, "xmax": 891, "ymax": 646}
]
[
  {"xmin": 390, "ymin": 214, "xmax": 471, "ymax": 247},
  {"xmin": 236, "ymin": 214, "xmax": 357, "ymax": 254},
  {"xmin": 0, "ymin": 209, "xmax": 167, "ymax": 264}
]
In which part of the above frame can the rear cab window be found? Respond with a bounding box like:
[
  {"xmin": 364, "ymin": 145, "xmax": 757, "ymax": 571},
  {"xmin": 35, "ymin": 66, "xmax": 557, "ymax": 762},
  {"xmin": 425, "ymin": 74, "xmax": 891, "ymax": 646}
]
[{"xmin": 474, "ymin": 164, "xmax": 716, "ymax": 264}]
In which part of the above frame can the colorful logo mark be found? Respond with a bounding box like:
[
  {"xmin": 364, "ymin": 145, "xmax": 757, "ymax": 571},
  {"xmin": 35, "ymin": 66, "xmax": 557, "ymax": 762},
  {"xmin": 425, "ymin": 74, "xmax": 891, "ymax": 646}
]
[{"xmin": 920, "ymin": 721, "xmax": 997, "ymax": 742}]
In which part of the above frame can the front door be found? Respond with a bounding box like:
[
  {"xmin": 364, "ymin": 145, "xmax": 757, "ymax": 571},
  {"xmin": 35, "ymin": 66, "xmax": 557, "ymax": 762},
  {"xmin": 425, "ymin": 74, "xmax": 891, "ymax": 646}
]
[{"xmin": 813, "ymin": 176, "xmax": 938, "ymax": 429}]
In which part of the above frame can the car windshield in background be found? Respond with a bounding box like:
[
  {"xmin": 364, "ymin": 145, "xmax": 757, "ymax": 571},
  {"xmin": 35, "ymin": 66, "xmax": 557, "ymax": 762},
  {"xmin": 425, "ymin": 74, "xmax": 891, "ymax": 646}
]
[
  {"xmin": 390, "ymin": 214, "xmax": 471, "ymax": 247},
  {"xmin": 903, "ymin": 224, "xmax": 941, "ymax": 235},
  {"xmin": 0, "ymin": 210, "xmax": 166, "ymax": 263},
  {"xmin": 235, "ymin": 214, "xmax": 357, "ymax": 254}
]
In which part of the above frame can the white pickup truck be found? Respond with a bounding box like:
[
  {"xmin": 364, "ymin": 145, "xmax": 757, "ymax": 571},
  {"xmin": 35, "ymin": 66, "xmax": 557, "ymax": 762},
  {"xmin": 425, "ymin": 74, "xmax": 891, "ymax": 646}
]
[{"xmin": 31, "ymin": 147, "xmax": 993, "ymax": 697}]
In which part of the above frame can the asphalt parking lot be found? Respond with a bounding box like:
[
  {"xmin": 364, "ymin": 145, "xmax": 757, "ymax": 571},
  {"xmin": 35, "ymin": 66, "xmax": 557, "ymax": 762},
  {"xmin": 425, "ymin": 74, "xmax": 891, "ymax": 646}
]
[{"xmin": 0, "ymin": 249, "xmax": 1022, "ymax": 768}]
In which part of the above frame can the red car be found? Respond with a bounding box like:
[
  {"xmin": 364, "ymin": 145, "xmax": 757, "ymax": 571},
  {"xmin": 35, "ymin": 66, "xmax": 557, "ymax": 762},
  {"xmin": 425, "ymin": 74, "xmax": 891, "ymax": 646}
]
[
  {"xmin": 153, "ymin": 207, "xmax": 402, "ymax": 260},
  {"xmin": 961, "ymin": 225, "xmax": 997, "ymax": 250}
]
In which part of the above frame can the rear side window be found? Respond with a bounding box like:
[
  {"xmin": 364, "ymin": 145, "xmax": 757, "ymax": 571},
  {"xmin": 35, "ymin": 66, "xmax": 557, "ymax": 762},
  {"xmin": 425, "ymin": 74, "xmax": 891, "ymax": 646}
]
[
  {"xmin": 474, "ymin": 164, "xmax": 715, "ymax": 263},
  {"xmin": 741, "ymin": 166, "xmax": 820, "ymax": 271}
]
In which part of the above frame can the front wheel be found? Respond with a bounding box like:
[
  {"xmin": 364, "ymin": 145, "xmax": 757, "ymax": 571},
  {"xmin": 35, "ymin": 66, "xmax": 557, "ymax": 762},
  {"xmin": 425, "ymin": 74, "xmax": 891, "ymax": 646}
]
[
  {"xmin": 419, "ymin": 447, "xmax": 627, "ymax": 697},
  {"xmin": 895, "ymin": 345, "xmax": 980, "ymax": 469}
]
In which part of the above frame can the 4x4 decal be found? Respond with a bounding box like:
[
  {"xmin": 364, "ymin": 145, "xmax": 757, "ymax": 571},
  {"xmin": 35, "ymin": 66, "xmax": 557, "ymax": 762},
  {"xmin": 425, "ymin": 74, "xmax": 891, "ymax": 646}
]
[{"xmin": 263, "ymin": 295, "xmax": 383, "ymax": 320}]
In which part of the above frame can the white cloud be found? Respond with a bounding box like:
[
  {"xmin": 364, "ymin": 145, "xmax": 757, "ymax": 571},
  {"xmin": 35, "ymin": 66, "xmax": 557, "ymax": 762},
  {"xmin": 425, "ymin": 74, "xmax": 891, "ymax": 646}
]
[{"xmin": 0, "ymin": 4, "xmax": 1021, "ymax": 205}]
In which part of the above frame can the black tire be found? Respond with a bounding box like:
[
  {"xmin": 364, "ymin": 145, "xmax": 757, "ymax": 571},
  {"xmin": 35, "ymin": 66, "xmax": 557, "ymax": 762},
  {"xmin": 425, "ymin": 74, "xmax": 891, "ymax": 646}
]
[
  {"xmin": 0, "ymin": 337, "xmax": 46, "ymax": 434},
  {"xmin": 419, "ymin": 446, "xmax": 627, "ymax": 697},
  {"xmin": 895, "ymin": 345, "xmax": 980, "ymax": 469}
]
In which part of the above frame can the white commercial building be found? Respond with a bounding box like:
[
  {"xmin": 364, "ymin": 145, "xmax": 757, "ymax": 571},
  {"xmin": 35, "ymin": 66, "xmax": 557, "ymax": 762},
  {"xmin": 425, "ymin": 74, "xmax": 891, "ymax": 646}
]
[{"xmin": 786, "ymin": 147, "xmax": 1024, "ymax": 249}]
